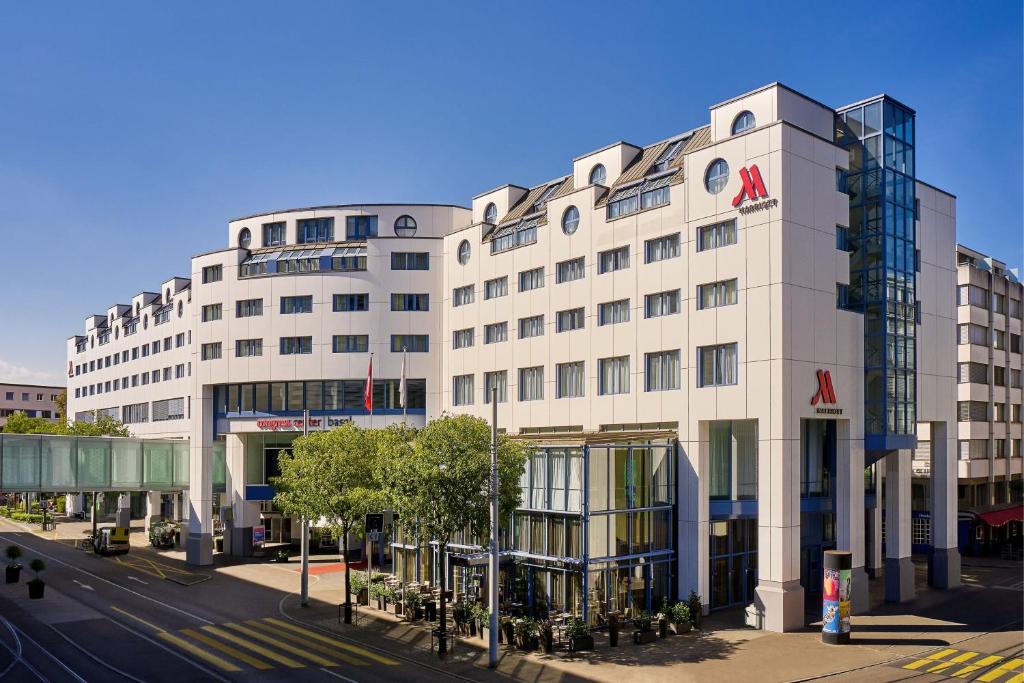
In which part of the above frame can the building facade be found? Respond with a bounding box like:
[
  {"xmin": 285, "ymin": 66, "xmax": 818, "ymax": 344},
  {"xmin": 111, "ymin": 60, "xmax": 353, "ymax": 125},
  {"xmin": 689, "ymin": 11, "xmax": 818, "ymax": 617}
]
[
  {"xmin": 0, "ymin": 383, "xmax": 62, "ymax": 427},
  {"xmin": 65, "ymin": 82, "xmax": 966, "ymax": 632}
]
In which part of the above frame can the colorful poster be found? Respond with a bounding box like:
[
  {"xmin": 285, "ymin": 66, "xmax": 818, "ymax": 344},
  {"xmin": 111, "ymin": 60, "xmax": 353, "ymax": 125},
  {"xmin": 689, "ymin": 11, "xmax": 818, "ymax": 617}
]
[
  {"xmin": 822, "ymin": 600, "xmax": 840, "ymax": 633},
  {"xmin": 823, "ymin": 568, "xmax": 840, "ymax": 601},
  {"xmin": 838, "ymin": 568, "xmax": 852, "ymax": 634}
]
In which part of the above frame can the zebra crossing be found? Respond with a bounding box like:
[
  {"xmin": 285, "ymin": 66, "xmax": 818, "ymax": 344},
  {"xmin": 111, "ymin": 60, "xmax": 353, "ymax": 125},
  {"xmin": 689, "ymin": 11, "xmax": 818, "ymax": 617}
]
[{"xmin": 898, "ymin": 647, "xmax": 1023, "ymax": 681}]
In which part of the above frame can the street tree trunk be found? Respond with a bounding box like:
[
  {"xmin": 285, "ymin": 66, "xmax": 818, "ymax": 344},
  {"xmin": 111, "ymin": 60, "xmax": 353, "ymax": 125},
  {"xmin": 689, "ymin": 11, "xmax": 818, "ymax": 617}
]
[
  {"xmin": 343, "ymin": 529, "xmax": 352, "ymax": 624},
  {"xmin": 438, "ymin": 543, "xmax": 448, "ymax": 656}
]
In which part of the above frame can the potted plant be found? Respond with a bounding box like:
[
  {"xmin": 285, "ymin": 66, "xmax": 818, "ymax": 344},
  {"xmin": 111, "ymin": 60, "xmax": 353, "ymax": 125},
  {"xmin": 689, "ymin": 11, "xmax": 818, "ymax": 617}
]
[
  {"xmin": 658, "ymin": 611, "xmax": 670, "ymax": 638},
  {"xmin": 608, "ymin": 612, "xmax": 619, "ymax": 647},
  {"xmin": 350, "ymin": 571, "xmax": 369, "ymax": 606},
  {"xmin": 687, "ymin": 591, "xmax": 703, "ymax": 629},
  {"xmin": 670, "ymin": 601, "xmax": 692, "ymax": 634},
  {"xmin": 27, "ymin": 558, "xmax": 45, "ymax": 599},
  {"xmin": 273, "ymin": 548, "xmax": 290, "ymax": 563},
  {"xmin": 501, "ymin": 617, "xmax": 515, "ymax": 647},
  {"xmin": 565, "ymin": 617, "xmax": 593, "ymax": 652},
  {"xmin": 633, "ymin": 611, "xmax": 656, "ymax": 644},
  {"xmin": 540, "ymin": 621, "xmax": 554, "ymax": 654},
  {"xmin": 472, "ymin": 604, "xmax": 489, "ymax": 639},
  {"xmin": 514, "ymin": 617, "xmax": 540, "ymax": 651},
  {"xmin": 5, "ymin": 545, "xmax": 22, "ymax": 584},
  {"xmin": 403, "ymin": 590, "xmax": 422, "ymax": 621}
]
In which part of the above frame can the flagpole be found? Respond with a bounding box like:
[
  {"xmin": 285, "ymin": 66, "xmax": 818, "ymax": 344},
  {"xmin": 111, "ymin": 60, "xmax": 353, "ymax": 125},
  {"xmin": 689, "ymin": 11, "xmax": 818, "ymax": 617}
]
[
  {"xmin": 369, "ymin": 353, "xmax": 374, "ymax": 428},
  {"xmin": 402, "ymin": 347, "xmax": 408, "ymax": 423}
]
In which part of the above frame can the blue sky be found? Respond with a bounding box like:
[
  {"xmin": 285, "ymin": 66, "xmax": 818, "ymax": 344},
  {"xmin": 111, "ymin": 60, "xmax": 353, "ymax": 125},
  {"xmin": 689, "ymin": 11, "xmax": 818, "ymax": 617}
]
[{"xmin": 0, "ymin": 1, "xmax": 1020, "ymax": 385}]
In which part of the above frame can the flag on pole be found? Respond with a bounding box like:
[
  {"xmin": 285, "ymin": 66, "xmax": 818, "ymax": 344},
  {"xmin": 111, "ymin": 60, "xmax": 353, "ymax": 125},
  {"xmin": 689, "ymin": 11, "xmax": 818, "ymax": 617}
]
[
  {"xmin": 399, "ymin": 348, "xmax": 407, "ymax": 409},
  {"xmin": 364, "ymin": 354, "xmax": 373, "ymax": 412}
]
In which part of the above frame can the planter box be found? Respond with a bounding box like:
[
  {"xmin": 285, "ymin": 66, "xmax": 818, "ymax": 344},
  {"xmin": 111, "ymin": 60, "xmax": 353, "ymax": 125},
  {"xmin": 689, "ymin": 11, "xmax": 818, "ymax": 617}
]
[
  {"xmin": 5, "ymin": 566, "xmax": 21, "ymax": 584},
  {"xmin": 27, "ymin": 580, "xmax": 44, "ymax": 600},
  {"xmin": 356, "ymin": 588, "xmax": 369, "ymax": 606},
  {"xmin": 670, "ymin": 621, "xmax": 692, "ymax": 634},
  {"xmin": 569, "ymin": 635, "xmax": 594, "ymax": 652},
  {"xmin": 633, "ymin": 630, "xmax": 657, "ymax": 645}
]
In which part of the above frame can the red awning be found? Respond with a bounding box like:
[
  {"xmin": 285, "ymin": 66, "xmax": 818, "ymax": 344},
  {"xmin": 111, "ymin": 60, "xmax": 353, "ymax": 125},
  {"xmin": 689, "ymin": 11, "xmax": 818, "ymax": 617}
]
[{"xmin": 977, "ymin": 506, "xmax": 1024, "ymax": 528}]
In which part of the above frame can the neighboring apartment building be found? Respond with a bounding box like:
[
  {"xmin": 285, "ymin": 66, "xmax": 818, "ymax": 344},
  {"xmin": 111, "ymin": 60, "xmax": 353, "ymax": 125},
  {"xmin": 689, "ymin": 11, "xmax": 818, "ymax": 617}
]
[
  {"xmin": 0, "ymin": 383, "xmax": 62, "ymax": 427},
  {"xmin": 63, "ymin": 82, "xmax": 962, "ymax": 633}
]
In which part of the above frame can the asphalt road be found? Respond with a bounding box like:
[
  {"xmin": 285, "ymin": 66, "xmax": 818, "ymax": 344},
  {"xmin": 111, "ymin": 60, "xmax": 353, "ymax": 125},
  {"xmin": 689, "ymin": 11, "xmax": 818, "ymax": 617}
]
[{"xmin": 0, "ymin": 518, "xmax": 469, "ymax": 683}]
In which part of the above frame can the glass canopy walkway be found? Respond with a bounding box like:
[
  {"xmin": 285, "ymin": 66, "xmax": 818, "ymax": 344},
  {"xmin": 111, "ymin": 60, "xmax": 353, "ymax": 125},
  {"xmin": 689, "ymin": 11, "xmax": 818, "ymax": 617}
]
[{"xmin": 0, "ymin": 434, "xmax": 226, "ymax": 492}]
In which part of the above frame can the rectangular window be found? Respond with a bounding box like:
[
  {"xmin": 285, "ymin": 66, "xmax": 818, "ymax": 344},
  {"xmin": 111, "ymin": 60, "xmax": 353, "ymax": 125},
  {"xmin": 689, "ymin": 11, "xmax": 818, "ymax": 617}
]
[
  {"xmin": 484, "ymin": 371, "xmax": 507, "ymax": 404},
  {"xmin": 175, "ymin": 333, "xmax": 185, "ymax": 347},
  {"xmin": 201, "ymin": 303, "xmax": 222, "ymax": 322},
  {"xmin": 345, "ymin": 215, "xmax": 378, "ymax": 240},
  {"xmin": 453, "ymin": 328, "xmax": 474, "ymax": 349},
  {"xmin": 697, "ymin": 279, "xmax": 738, "ymax": 310},
  {"xmin": 958, "ymin": 401, "xmax": 989, "ymax": 422},
  {"xmin": 644, "ymin": 233, "xmax": 680, "ymax": 263},
  {"xmin": 122, "ymin": 402, "xmax": 149, "ymax": 424},
  {"xmin": 556, "ymin": 307, "xmax": 585, "ymax": 332},
  {"xmin": 331, "ymin": 250, "xmax": 366, "ymax": 272},
  {"xmin": 297, "ymin": 217, "xmax": 334, "ymax": 243},
  {"xmin": 597, "ymin": 299, "xmax": 630, "ymax": 326},
  {"xmin": 452, "ymin": 374, "xmax": 474, "ymax": 406},
  {"xmin": 556, "ymin": 361, "xmax": 585, "ymax": 398},
  {"xmin": 556, "ymin": 257, "xmax": 585, "ymax": 284},
  {"xmin": 484, "ymin": 322, "xmax": 508, "ymax": 344},
  {"xmin": 598, "ymin": 246, "xmax": 630, "ymax": 274},
  {"xmin": 958, "ymin": 323, "xmax": 988, "ymax": 346},
  {"xmin": 646, "ymin": 350, "xmax": 681, "ymax": 391},
  {"xmin": 262, "ymin": 221, "xmax": 286, "ymax": 247},
  {"xmin": 836, "ymin": 283, "xmax": 850, "ymax": 310},
  {"xmin": 484, "ymin": 277, "xmax": 508, "ymax": 300},
  {"xmin": 452, "ymin": 285, "xmax": 475, "ymax": 307},
  {"xmin": 175, "ymin": 364, "xmax": 185, "ymax": 378},
  {"xmin": 958, "ymin": 285, "xmax": 989, "ymax": 308},
  {"xmin": 518, "ymin": 315, "xmax": 544, "ymax": 339},
  {"xmin": 152, "ymin": 397, "xmax": 185, "ymax": 422},
  {"xmin": 994, "ymin": 330, "xmax": 1006, "ymax": 350},
  {"xmin": 518, "ymin": 267, "xmax": 544, "ymax": 292},
  {"xmin": 993, "ymin": 292, "xmax": 1006, "ymax": 314},
  {"xmin": 280, "ymin": 336, "xmax": 313, "ymax": 355},
  {"xmin": 390, "ymin": 293, "xmax": 429, "ymax": 311},
  {"xmin": 1010, "ymin": 297, "xmax": 1022, "ymax": 319},
  {"xmin": 1010, "ymin": 333, "xmax": 1021, "ymax": 354},
  {"xmin": 696, "ymin": 220, "xmax": 737, "ymax": 252},
  {"xmin": 598, "ymin": 356, "xmax": 630, "ymax": 395},
  {"xmin": 201, "ymin": 342, "xmax": 222, "ymax": 360},
  {"xmin": 645, "ymin": 289, "xmax": 681, "ymax": 318},
  {"xmin": 332, "ymin": 335, "xmax": 368, "ymax": 353},
  {"xmin": 836, "ymin": 225, "xmax": 850, "ymax": 251},
  {"xmin": 698, "ymin": 343, "xmax": 738, "ymax": 387},
  {"xmin": 518, "ymin": 366, "xmax": 544, "ymax": 401},
  {"xmin": 391, "ymin": 334, "xmax": 428, "ymax": 352},
  {"xmin": 280, "ymin": 295, "xmax": 313, "ymax": 314},
  {"xmin": 152, "ymin": 341, "xmax": 160, "ymax": 354},
  {"xmin": 1011, "ymin": 369, "xmax": 1022, "ymax": 389},
  {"xmin": 958, "ymin": 362, "xmax": 989, "ymax": 384},
  {"xmin": 202, "ymin": 264, "xmax": 222, "ymax": 283},
  {"xmin": 236, "ymin": 299, "xmax": 263, "ymax": 317},
  {"xmin": 235, "ymin": 339, "xmax": 262, "ymax": 357},
  {"xmin": 331, "ymin": 293, "xmax": 368, "ymax": 312},
  {"xmin": 994, "ymin": 366, "xmax": 1006, "ymax": 387},
  {"xmin": 836, "ymin": 167, "xmax": 848, "ymax": 193},
  {"xmin": 390, "ymin": 252, "xmax": 429, "ymax": 270}
]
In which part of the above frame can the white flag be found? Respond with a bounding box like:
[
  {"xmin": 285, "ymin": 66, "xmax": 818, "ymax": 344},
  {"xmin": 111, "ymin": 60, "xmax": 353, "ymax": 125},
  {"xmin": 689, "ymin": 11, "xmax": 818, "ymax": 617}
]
[{"xmin": 399, "ymin": 349, "xmax": 407, "ymax": 408}]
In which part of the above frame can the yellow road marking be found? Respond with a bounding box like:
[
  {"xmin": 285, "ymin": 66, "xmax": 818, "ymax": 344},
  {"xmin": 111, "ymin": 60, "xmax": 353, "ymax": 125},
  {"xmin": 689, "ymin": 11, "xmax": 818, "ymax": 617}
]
[
  {"xmin": 179, "ymin": 628, "xmax": 273, "ymax": 670},
  {"xmin": 224, "ymin": 622, "xmax": 337, "ymax": 667},
  {"xmin": 262, "ymin": 617, "xmax": 399, "ymax": 665},
  {"xmin": 200, "ymin": 626, "xmax": 305, "ymax": 669},
  {"xmin": 952, "ymin": 654, "xmax": 1004, "ymax": 678},
  {"xmin": 928, "ymin": 651, "xmax": 978, "ymax": 674},
  {"xmin": 244, "ymin": 620, "xmax": 368, "ymax": 667},
  {"xmin": 158, "ymin": 632, "xmax": 242, "ymax": 672},
  {"xmin": 979, "ymin": 658, "xmax": 1024, "ymax": 682},
  {"xmin": 1004, "ymin": 674, "xmax": 1024, "ymax": 683},
  {"xmin": 110, "ymin": 605, "xmax": 164, "ymax": 633},
  {"xmin": 904, "ymin": 648, "xmax": 958, "ymax": 670}
]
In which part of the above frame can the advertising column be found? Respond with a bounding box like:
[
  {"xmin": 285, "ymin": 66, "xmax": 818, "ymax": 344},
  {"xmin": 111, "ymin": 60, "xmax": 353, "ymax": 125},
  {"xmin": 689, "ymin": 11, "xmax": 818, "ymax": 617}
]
[{"xmin": 822, "ymin": 550, "xmax": 852, "ymax": 644}]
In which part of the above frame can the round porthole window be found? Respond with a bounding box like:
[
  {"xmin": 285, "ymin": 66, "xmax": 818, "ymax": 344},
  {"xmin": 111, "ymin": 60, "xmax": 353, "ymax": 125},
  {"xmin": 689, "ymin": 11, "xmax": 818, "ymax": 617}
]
[
  {"xmin": 394, "ymin": 215, "xmax": 417, "ymax": 238},
  {"xmin": 483, "ymin": 203, "xmax": 497, "ymax": 224},
  {"xmin": 562, "ymin": 206, "xmax": 580, "ymax": 235},
  {"xmin": 705, "ymin": 159, "xmax": 730, "ymax": 195},
  {"xmin": 589, "ymin": 164, "xmax": 606, "ymax": 186},
  {"xmin": 239, "ymin": 228, "xmax": 252, "ymax": 249},
  {"xmin": 457, "ymin": 239, "xmax": 471, "ymax": 265}
]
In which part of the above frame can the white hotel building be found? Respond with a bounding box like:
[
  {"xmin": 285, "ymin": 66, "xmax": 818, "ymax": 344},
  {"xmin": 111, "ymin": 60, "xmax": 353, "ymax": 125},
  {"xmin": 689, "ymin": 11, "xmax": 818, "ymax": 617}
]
[{"xmin": 65, "ymin": 83, "xmax": 962, "ymax": 631}]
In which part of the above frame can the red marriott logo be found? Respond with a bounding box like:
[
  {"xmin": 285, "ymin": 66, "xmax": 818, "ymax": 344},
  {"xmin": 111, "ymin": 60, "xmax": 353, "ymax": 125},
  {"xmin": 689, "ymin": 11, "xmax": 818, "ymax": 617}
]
[
  {"xmin": 731, "ymin": 164, "xmax": 768, "ymax": 207},
  {"xmin": 810, "ymin": 369, "xmax": 837, "ymax": 406}
]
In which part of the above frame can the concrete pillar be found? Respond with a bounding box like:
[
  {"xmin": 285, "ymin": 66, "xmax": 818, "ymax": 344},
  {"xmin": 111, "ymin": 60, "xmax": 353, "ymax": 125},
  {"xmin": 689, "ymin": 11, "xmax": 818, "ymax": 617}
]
[
  {"xmin": 885, "ymin": 450, "xmax": 915, "ymax": 602},
  {"xmin": 835, "ymin": 422, "xmax": 868, "ymax": 614},
  {"xmin": 115, "ymin": 493, "xmax": 131, "ymax": 528},
  {"xmin": 186, "ymin": 385, "xmax": 214, "ymax": 566},
  {"xmin": 144, "ymin": 491, "xmax": 162, "ymax": 532},
  {"xmin": 928, "ymin": 422, "xmax": 961, "ymax": 589},
  {"xmin": 172, "ymin": 492, "xmax": 182, "ymax": 522},
  {"xmin": 865, "ymin": 463, "xmax": 884, "ymax": 579},
  {"xmin": 65, "ymin": 493, "xmax": 84, "ymax": 517},
  {"xmin": 755, "ymin": 437, "xmax": 804, "ymax": 632},
  {"xmin": 226, "ymin": 433, "xmax": 261, "ymax": 557},
  {"xmin": 677, "ymin": 438, "xmax": 708, "ymax": 614}
]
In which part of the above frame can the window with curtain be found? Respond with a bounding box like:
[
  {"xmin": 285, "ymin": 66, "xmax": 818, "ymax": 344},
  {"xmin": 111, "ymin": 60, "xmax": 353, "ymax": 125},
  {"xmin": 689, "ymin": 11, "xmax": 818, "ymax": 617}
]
[
  {"xmin": 696, "ymin": 220, "xmax": 737, "ymax": 251},
  {"xmin": 518, "ymin": 267, "xmax": 544, "ymax": 292},
  {"xmin": 519, "ymin": 366, "xmax": 544, "ymax": 401},
  {"xmin": 709, "ymin": 422, "xmax": 731, "ymax": 499},
  {"xmin": 453, "ymin": 374, "xmax": 474, "ymax": 406},
  {"xmin": 734, "ymin": 420, "xmax": 758, "ymax": 499},
  {"xmin": 698, "ymin": 343, "xmax": 738, "ymax": 387},
  {"xmin": 484, "ymin": 322, "xmax": 508, "ymax": 343},
  {"xmin": 518, "ymin": 315, "xmax": 544, "ymax": 339},
  {"xmin": 556, "ymin": 257, "xmax": 585, "ymax": 283},
  {"xmin": 556, "ymin": 362, "xmax": 585, "ymax": 398},
  {"xmin": 598, "ymin": 299, "xmax": 630, "ymax": 326},
  {"xmin": 567, "ymin": 450, "xmax": 583, "ymax": 511},
  {"xmin": 550, "ymin": 450, "xmax": 566, "ymax": 511},
  {"xmin": 453, "ymin": 328, "xmax": 474, "ymax": 349},
  {"xmin": 484, "ymin": 276, "xmax": 508, "ymax": 299},
  {"xmin": 531, "ymin": 453, "xmax": 547, "ymax": 509},
  {"xmin": 452, "ymin": 285, "xmax": 474, "ymax": 307},
  {"xmin": 644, "ymin": 290, "xmax": 681, "ymax": 318},
  {"xmin": 484, "ymin": 371, "xmax": 507, "ymax": 403},
  {"xmin": 697, "ymin": 279, "xmax": 738, "ymax": 309},
  {"xmin": 644, "ymin": 233, "xmax": 681, "ymax": 263},
  {"xmin": 645, "ymin": 350, "xmax": 680, "ymax": 391},
  {"xmin": 598, "ymin": 356, "xmax": 630, "ymax": 395},
  {"xmin": 556, "ymin": 307, "xmax": 585, "ymax": 332},
  {"xmin": 598, "ymin": 246, "xmax": 630, "ymax": 274}
]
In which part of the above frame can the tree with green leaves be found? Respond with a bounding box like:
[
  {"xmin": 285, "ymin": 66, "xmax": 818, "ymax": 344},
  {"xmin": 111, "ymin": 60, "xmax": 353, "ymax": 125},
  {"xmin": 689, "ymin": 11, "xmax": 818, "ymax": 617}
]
[
  {"xmin": 273, "ymin": 422, "xmax": 385, "ymax": 623},
  {"xmin": 378, "ymin": 414, "xmax": 528, "ymax": 656},
  {"xmin": 1, "ymin": 410, "xmax": 130, "ymax": 437}
]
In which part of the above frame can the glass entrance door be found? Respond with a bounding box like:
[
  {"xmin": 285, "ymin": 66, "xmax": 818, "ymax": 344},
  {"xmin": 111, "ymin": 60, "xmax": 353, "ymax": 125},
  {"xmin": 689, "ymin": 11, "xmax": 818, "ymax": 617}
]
[{"xmin": 709, "ymin": 517, "xmax": 758, "ymax": 610}]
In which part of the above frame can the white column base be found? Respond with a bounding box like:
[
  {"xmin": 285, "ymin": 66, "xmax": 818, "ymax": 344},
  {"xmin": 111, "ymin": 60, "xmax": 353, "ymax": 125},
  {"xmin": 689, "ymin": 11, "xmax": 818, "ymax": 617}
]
[{"xmin": 754, "ymin": 579, "xmax": 805, "ymax": 632}]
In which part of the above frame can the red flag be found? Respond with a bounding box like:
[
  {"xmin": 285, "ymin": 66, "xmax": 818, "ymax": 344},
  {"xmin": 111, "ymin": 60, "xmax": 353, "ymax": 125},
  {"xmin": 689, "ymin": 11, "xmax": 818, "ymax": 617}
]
[{"xmin": 364, "ymin": 354, "xmax": 373, "ymax": 412}]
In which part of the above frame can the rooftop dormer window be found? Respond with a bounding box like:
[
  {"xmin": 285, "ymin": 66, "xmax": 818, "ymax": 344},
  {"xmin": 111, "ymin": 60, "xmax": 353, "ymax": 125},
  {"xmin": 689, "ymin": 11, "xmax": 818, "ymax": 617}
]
[
  {"xmin": 529, "ymin": 183, "xmax": 561, "ymax": 214},
  {"xmin": 484, "ymin": 203, "xmax": 497, "ymax": 224},
  {"xmin": 732, "ymin": 111, "xmax": 756, "ymax": 135},
  {"xmin": 589, "ymin": 164, "xmax": 606, "ymax": 186},
  {"xmin": 650, "ymin": 140, "xmax": 683, "ymax": 174}
]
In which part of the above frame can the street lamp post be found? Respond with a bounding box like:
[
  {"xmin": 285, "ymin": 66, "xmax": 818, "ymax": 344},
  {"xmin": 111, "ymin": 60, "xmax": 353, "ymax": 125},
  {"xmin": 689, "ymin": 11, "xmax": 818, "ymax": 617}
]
[
  {"xmin": 488, "ymin": 386, "xmax": 499, "ymax": 668},
  {"xmin": 300, "ymin": 409, "xmax": 310, "ymax": 607}
]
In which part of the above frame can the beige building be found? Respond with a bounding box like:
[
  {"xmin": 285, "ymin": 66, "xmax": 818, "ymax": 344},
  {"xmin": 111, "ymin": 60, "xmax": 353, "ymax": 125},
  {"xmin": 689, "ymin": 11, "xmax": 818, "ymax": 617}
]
[
  {"xmin": 64, "ymin": 82, "xmax": 966, "ymax": 632},
  {"xmin": 0, "ymin": 383, "xmax": 62, "ymax": 427}
]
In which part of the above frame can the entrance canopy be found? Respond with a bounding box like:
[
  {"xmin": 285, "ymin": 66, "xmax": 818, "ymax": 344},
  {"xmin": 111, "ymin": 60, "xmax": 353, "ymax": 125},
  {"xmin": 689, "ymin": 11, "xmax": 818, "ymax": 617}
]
[
  {"xmin": 0, "ymin": 434, "xmax": 226, "ymax": 493},
  {"xmin": 976, "ymin": 505, "xmax": 1023, "ymax": 528}
]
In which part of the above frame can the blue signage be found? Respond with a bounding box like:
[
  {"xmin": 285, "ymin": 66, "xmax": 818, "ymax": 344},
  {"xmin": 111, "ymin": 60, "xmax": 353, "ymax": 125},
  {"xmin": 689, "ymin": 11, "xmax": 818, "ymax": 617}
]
[{"xmin": 245, "ymin": 484, "xmax": 275, "ymax": 501}]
